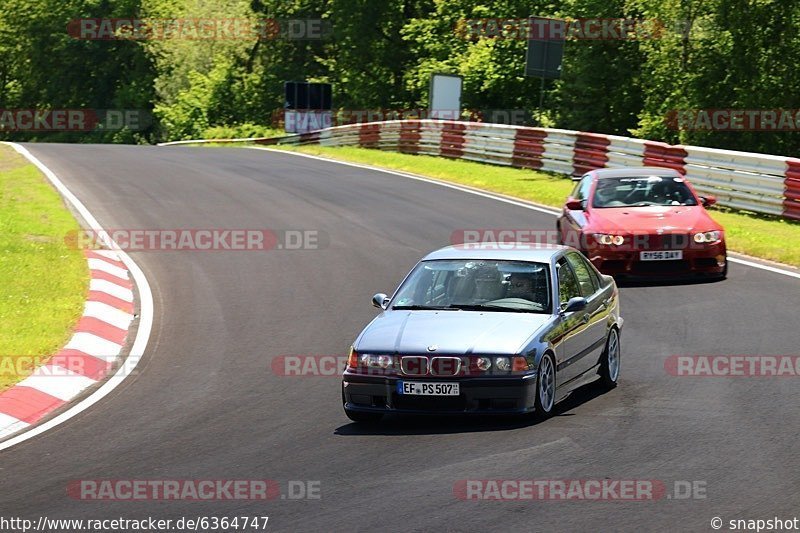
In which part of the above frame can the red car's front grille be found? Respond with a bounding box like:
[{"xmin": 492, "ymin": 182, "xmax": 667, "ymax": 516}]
[{"xmin": 635, "ymin": 233, "xmax": 691, "ymax": 251}]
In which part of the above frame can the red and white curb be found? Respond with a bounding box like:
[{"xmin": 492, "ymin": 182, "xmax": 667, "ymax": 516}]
[
  {"xmin": 0, "ymin": 142, "xmax": 153, "ymax": 451},
  {"xmin": 0, "ymin": 250, "xmax": 135, "ymax": 439}
]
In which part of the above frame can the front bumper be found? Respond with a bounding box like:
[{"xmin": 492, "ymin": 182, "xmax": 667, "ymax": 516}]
[
  {"xmin": 589, "ymin": 242, "xmax": 726, "ymax": 277},
  {"xmin": 342, "ymin": 373, "xmax": 538, "ymax": 415}
]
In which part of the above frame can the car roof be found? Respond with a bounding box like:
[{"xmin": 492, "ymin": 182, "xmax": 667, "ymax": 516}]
[
  {"xmin": 591, "ymin": 167, "xmax": 682, "ymax": 179},
  {"xmin": 422, "ymin": 243, "xmax": 570, "ymax": 263}
]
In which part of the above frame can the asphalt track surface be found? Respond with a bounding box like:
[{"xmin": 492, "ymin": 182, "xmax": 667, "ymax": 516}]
[{"xmin": 1, "ymin": 144, "xmax": 799, "ymax": 532}]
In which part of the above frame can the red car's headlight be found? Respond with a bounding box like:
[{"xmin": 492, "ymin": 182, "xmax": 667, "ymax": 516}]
[{"xmin": 693, "ymin": 231, "xmax": 722, "ymax": 243}]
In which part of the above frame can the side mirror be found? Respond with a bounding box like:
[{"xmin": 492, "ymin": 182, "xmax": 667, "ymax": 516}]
[
  {"xmin": 372, "ymin": 293, "xmax": 389, "ymax": 309},
  {"xmin": 701, "ymin": 195, "xmax": 717, "ymax": 207},
  {"xmin": 565, "ymin": 198, "xmax": 584, "ymax": 211},
  {"xmin": 560, "ymin": 296, "xmax": 588, "ymax": 314}
]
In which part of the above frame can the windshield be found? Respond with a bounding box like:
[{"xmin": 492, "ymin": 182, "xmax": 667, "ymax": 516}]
[
  {"xmin": 592, "ymin": 175, "xmax": 698, "ymax": 208},
  {"xmin": 392, "ymin": 259, "xmax": 551, "ymax": 313}
]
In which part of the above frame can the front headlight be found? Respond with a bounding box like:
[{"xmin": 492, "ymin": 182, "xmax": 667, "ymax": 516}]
[
  {"xmin": 593, "ymin": 233, "xmax": 625, "ymax": 246},
  {"xmin": 693, "ymin": 230, "xmax": 721, "ymax": 243}
]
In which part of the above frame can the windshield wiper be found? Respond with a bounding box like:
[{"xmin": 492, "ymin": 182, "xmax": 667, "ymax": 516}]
[
  {"xmin": 446, "ymin": 303, "xmax": 533, "ymax": 313},
  {"xmin": 392, "ymin": 305, "xmax": 453, "ymax": 310}
]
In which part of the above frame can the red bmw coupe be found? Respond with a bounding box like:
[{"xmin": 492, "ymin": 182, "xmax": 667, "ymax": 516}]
[{"xmin": 557, "ymin": 167, "xmax": 727, "ymax": 279}]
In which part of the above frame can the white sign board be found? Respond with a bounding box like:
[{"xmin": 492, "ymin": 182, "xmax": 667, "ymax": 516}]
[{"xmin": 429, "ymin": 74, "xmax": 462, "ymax": 120}]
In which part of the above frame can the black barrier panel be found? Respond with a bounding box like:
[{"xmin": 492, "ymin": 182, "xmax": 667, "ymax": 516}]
[
  {"xmin": 284, "ymin": 82, "xmax": 332, "ymax": 110},
  {"xmin": 524, "ymin": 17, "xmax": 565, "ymax": 79}
]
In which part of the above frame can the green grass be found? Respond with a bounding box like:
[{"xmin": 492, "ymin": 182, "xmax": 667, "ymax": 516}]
[
  {"xmin": 0, "ymin": 144, "xmax": 88, "ymax": 391},
  {"xmin": 273, "ymin": 144, "xmax": 800, "ymax": 268}
]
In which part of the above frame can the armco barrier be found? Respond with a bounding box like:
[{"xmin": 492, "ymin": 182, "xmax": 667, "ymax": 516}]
[{"xmin": 159, "ymin": 120, "xmax": 800, "ymax": 221}]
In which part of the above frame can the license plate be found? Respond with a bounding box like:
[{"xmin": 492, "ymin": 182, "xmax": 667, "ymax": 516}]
[
  {"xmin": 640, "ymin": 250, "xmax": 683, "ymax": 261},
  {"xmin": 397, "ymin": 381, "xmax": 460, "ymax": 396}
]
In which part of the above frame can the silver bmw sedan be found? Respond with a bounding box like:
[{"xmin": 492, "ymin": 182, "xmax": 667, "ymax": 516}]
[{"xmin": 342, "ymin": 243, "xmax": 623, "ymax": 423}]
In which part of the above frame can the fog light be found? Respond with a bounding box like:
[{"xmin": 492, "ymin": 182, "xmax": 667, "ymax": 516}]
[
  {"xmin": 495, "ymin": 357, "xmax": 511, "ymax": 371},
  {"xmin": 476, "ymin": 357, "xmax": 492, "ymax": 371}
]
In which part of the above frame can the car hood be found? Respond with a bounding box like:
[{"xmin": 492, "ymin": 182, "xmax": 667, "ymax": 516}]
[
  {"xmin": 355, "ymin": 310, "xmax": 552, "ymax": 355},
  {"xmin": 588, "ymin": 205, "xmax": 720, "ymax": 233}
]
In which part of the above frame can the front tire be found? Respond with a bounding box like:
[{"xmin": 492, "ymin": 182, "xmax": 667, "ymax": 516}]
[
  {"xmin": 598, "ymin": 328, "xmax": 620, "ymax": 389},
  {"xmin": 534, "ymin": 353, "xmax": 556, "ymax": 420}
]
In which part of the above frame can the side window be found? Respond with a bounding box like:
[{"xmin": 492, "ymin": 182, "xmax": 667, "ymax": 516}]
[
  {"xmin": 572, "ymin": 175, "xmax": 591, "ymax": 200},
  {"xmin": 579, "ymin": 176, "xmax": 592, "ymax": 200},
  {"xmin": 557, "ymin": 260, "xmax": 581, "ymax": 304},
  {"xmin": 565, "ymin": 252, "xmax": 598, "ymax": 297}
]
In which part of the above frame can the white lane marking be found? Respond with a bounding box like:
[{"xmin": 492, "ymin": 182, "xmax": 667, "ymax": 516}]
[
  {"xmin": 87, "ymin": 257, "xmax": 129, "ymax": 280},
  {"xmin": 250, "ymin": 147, "xmax": 800, "ymax": 280},
  {"xmin": 727, "ymin": 256, "xmax": 800, "ymax": 279},
  {"xmin": 0, "ymin": 142, "xmax": 154, "ymax": 452},
  {"xmin": 64, "ymin": 332, "xmax": 122, "ymax": 361},
  {"xmin": 0, "ymin": 414, "xmax": 29, "ymax": 439},
  {"xmin": 83, "ymin": 301, "xmax": 134, "ymax": 330},
  {"xmin": 89, "ymin": 279, "xmax": 133, "ymax": 302},
  {"xmin": 19, "ymin": 366, "xmax": 97, "ymax": 401}
]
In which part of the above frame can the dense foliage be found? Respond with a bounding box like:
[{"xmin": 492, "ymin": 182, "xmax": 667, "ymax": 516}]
[{"xmin": 1, "ymin": 0, "xmax": 798, "ymax": 155}]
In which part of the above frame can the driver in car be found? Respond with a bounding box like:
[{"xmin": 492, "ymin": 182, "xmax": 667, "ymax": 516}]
[{"xmin": 505, "ymin": 273, "xmax": 534, "ymax": 300}]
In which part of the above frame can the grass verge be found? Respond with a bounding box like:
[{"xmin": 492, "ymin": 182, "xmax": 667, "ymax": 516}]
[
  {"xmin": 0, "ymin": 144, "xmax": 88, "ymax": 391},
  {"xmin": 272, "ymin": 144, "xmax": 800, "ymax": 268}
]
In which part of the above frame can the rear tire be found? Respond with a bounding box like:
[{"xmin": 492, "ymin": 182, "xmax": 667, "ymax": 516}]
[
  {"xmin": 598, "ymin": 328, "xmax": 620, "ymax": 389},
  {"xmin": 344, "ymin": 409, "xmax": 383, "ymax": 424},
  {"xmin": 534, "ymin": 353, "xmax": 556, "ymax": 420}
]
